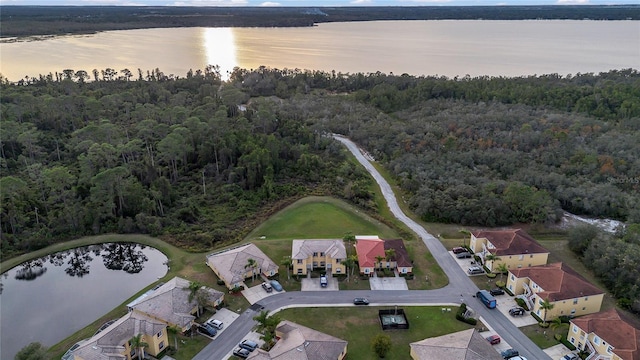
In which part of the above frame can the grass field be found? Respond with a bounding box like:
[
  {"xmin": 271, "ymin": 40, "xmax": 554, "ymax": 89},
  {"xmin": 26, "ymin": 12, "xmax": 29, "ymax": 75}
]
[{"xmin": 276, "ymin": 306, "xmax": 475, "ymax": 360}]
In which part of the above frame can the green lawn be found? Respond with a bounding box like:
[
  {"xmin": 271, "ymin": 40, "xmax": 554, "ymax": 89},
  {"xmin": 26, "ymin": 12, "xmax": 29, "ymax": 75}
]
[{"xmin": 276, "ymin": 306, "xmax": 474, "ymax": 360}]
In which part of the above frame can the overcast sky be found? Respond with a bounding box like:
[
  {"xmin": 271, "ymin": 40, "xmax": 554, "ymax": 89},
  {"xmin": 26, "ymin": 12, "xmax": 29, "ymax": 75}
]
[{"xmin": 0, "ymin": 0, "xmax": 631, "ymax": 6}]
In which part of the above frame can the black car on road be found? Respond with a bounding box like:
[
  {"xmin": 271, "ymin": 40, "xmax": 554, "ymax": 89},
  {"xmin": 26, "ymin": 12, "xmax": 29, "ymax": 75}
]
[
  {"xmin": 353, "ymin": 298, "xmax": 369, "ymax": 305},
  {"xmin": 501, "ymin": 348, "xmax": 520, "ymax": 359}
]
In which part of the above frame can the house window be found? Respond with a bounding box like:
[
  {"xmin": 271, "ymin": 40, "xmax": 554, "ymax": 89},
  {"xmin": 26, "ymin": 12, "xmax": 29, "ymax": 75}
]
[
  {"xmin": 313, "ymin": 252, "xmax": 318, "ymax": 257},
  {"xmin": 573, "ymin": 326, "xmax": 578, "ymax": 333},
  {"xmin": 530, "ymin": 254, "xmax": 533, "ymax": 258},
  {"xmin": 607, "ymin": 346, "xmax": 613, "ymax": 353},
  {"xmin": 365, "ymin": 268, "xmax": 370, "ymax": 274},
  {"xmin": 594, "ymin": 336, "xmax": 601, "ymax": 345},
  {"xmin": 517, "ymin": 264, "xmax": 522, "ymax": 268},
  {"xmin": 313, "ymin": 262, "xmax": 318, "ymax": 267},
  {"xmin": 570, "ymin": 337, "xmax": 575, "ymax": 344},
  {"xmin": 573, "ymin": 299, "xmax": 578, "ymax": 304},
  {"xmin": 320, "ymin": 252, "xmax": 325, "ymax": 256},
  {"xmin": 320, "ymin": 262, "xmax": 325, "ymax": 267},
  {"xmin": 585, "ymin": 296, "xmax": 588, "ymax": 301},
  {"xmin": 336, "ymin": 268, "xmax": 341, "ymax": 273},
  {"xmin": 582, "ymin": 307, "xmax": 586, "ymax": 311},
  {"xmin": 297, "ymin": 259, "xmax": 303, "ymax": 264},
  {"xmin": 571, "ymin": 309, "xmax": 576, "ymax": 315},
  {"xmin": 159, "ymin": 341, "xmax": 165, "ymax": 350},
  {"xmin": 336, "ymin": 259, "xmax": 341, "ymax": 263},
  {"xmin": 157, "ymin": 330, "xmax": 163, "ymax": 337},
  {"xmin": 402, "ymin": 268, "xmax": 407, "ymax": 273},
  {"xmin": 519, "ymin": 255, "xmax": 524, "ymax": 260},
  {"xmin": 510, "ymin": 274, "xmax": 515, "ymax": 281},
  {"xmin": 297, "ymin": 269, "xmax": 302, "ymax": 274},
  {"xmin": 509, "ymin": 284, "xmax": 513, "ymax": 291}
]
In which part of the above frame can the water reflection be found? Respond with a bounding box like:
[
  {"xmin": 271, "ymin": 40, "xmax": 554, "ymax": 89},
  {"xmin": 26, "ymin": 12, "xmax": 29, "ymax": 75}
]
[
  {"xmin": 11, "ymin": 243, "xmax": 150, "ymax": 281},
  {"xmin": 203, "ymin": 28, "xmax": 237, "ymax": 77}
]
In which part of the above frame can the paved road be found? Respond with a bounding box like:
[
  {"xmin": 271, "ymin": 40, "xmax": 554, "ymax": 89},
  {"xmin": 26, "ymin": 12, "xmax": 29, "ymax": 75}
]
[{"xmin": 194, "ymin": 135, "xmax": 552, "ymax": 360}]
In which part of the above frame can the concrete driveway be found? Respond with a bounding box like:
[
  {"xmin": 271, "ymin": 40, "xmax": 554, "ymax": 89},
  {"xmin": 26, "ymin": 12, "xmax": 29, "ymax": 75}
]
[
  {"xmin": 301, "ymin": 276, "xmax": 339, "ymax": 291},
  {"xmin": 369, "ymin": 276, "xmax": 408, "ymax": 290},
  {"xmin": 242, "ymin": 282, "xmax": 282, "ymax": 304},
  {"xmin": 449, "ymin": 251, "xmax": 483, "ymax": 276},
  {"xmin": 544, "ymin": 343, "xmax": 576, "ymax": 360},
  {"xmin": 494, "ymin": 294, "xmax": 538, "ymax": 327},
  {"xmin": 206, "ymin": 308, "xmax": 240, "ymax": 332}
]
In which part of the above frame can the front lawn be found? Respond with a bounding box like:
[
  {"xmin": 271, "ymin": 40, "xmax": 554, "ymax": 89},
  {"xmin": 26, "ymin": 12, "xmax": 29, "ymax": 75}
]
[{"xmin": 276, "ymin": 306, "xmax": 474, "ymax": 360}]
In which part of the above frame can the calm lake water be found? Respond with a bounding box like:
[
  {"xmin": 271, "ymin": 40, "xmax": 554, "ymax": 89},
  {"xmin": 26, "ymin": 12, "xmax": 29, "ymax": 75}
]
[
  {"xmin": 0, "ymin": 243, "xmax": 168, "ymax": 360},
  {"xmin": 1, "ymin": 20, "xmax": 638, "ymax": 82}
]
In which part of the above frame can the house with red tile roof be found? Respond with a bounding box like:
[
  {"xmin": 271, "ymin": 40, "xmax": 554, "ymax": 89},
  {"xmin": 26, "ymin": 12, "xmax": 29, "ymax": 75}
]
[
  {"xmin": 469, "ymin": 229, "xmax": 549, "ymax": 272},
  {"xmin": 355, "ymin": 236, "xmax": 385, "ymax": 276},
  {"xmin": 568, "ymin": 308, "xmax": 640, "ymax": 360},
  {"xmin": 506, "ymin": 262, "xmax": 604, "ymax": 321}
]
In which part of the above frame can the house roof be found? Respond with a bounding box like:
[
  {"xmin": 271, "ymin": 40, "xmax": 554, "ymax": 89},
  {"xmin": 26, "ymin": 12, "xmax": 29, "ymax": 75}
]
[
  {"xmin": 472, "ymin": 229, "xmax": 548, "ymax": 256},
  {"xmin": 131, "ymin": 276, "xmax": 223, "ymax": 329},
  {"xmin": 355, "ymin": 238, "xmax": 385, "ymax": 268},
  {"xmin": 384, "ymin": 239, "xmax": 412, "ymax": 268},
  {"xmin": 69, "ymin": 311, "xmax": 166, "ymax": 360},
  {"xmin": 206, "ymin": 243, "xmax": 278, "ymax": 285},
  {"xmin": 248, "ymin": 320, "xmax": 347, "ymax": 360},
  {"xmin": 291, "ymin": 239, "xmax": 347, "ymax": 260},
  {"xmin": 510, "ymin": 262, "xmax": 603, "ymax": 301},
  {"xmin": 571, "ymin": 309, "xmax": 640, "ymax": 360},
  {"xmin": 410, "ymin": 328, "xmax": 503, "ymax": 360}
]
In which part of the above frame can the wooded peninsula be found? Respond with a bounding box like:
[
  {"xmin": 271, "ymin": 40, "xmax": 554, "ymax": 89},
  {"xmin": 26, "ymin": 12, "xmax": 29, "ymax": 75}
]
[{"xmin": 1, "ymin": 5, "xmax": 639, "ymax": 38}]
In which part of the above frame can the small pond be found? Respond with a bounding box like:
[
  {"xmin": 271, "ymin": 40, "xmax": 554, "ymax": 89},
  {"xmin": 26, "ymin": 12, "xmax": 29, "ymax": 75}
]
[{"xmin": 0, "ymin": 243, "xmax": 168, "ymax": 359}]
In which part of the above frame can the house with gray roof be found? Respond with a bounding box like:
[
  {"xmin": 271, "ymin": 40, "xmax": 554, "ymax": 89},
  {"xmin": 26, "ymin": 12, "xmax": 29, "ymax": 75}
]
[
  {"xmin": 247, "ymin": 320, "xmax": 348, "ymax": 360},
  {"xmin": 206, "ymin": 243, "xmax": 278, "ymax": 289},
  {"xmin": 410, "ymin": 328, "xmax": 503, "ymax": 360},
  {"xmin": 291, "ymin": 239, "xmax": 347, "ymax": 276},
  {"xmin": 130, "ymin": 276, "xmax": 224, "ymax": 332},
  {"xmin": 64, "ymin": 311, "xmax": 168, "ymax": 360}
]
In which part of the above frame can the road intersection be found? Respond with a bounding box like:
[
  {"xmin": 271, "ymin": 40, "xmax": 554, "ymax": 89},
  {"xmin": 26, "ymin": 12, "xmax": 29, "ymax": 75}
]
[{"xmin": 193, "ymin": 135, "xmax": 552, "ymax": 360}]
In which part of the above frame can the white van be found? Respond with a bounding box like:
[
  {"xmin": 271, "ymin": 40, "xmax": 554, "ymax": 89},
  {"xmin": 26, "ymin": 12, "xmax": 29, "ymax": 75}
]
[{"xmin": 208, "ymin": 319, "xmax": 224, "ymax": 330}]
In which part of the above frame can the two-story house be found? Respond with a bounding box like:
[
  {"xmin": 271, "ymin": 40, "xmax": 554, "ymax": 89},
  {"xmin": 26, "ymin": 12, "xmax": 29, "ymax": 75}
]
[
  {"xmin": 291, "ymin": 239, "xmax": 347, "ymax": 276},
  {"xmin": 469, "ymin": 229, "xmax": 549, "ymax": 272},
  {"xmin": 63, "ymin": 311, "xmax": 168, "ymax": 360},
  {"xmin": 507, "ymin": 262, "xmax": 604, "ymax": 320},
  {"xmin": 567, "ymin": 308, "xmax": 640, "ymax": 360}
]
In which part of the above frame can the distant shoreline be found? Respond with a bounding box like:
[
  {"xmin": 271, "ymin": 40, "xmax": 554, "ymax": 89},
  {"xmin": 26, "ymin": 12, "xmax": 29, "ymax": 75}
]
[{"xmin": 1, "ymin": 5, "xmax": 639, "ymax": 38}]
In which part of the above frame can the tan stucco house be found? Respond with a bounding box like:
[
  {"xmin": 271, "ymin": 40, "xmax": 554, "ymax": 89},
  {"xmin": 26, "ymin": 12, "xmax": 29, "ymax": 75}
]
[
  {"xmin": 469, "ymin": 229, "xmax": 549, "ymax": 272},
  {"xmin": 247, "ymin": 320, "xmax": 348, "ymax": 360},
  {"xmin": 568, "ymin": 308, "xmax": 640, "ymax": 360},
  {"xmin": 507, "ymin": 262, "xmax": 604, "ymax": 321},
  {"xmin": 410, "ymin": 328, "xmax": 503, "ymax": 360},
  {"xmin": 128, "ymin": 276, "xmax": 224, "ymax": 333},
  {"xmin": 291, "ymin": 239, "xmax": 347, "ymax": 276},
  {"xmin": 63, "ymin": 311, "xmax": 168, "ymax": 360},
  {"xmin": 206, "ymin": 243, "xmax": 278, "ymax": 289}
]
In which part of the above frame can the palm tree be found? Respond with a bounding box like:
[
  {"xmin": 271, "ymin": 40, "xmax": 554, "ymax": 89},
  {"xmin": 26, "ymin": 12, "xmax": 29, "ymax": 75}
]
[
  {"xmin": 167, "ymin": 325, "xmax": 180, "ymax": 351},
  {"xmin": 375, "ymin": 255, "xmax": 385, "ymax": 270},
  {"xmin": 348, "ymin": 254, "xmax": 358, "ymax": 277},
  {"xmin": 129, "ymin": 333, "xmax": 148, "ymax": 360},
  {"xmin": 496, "ymin": 263, "xmax": 509, "ymax": 281},
  {"xmin": 245, "ymin": 258, "xmax": 258, "ymax": 282},
  {"xmin": 187, "ymin": 281, "xmax": 202, "ymax": 302},
  {"xmin": 484, "ymin": 253, "xmax": 501, "ymax": 271},
  {"xmin": 459, "ymin": 229, "xmax": 471, "ymax": 248},
  {"xmin": 195, "ymin": 289, "xmax": 210, "ymax": 317},
  {"xmin": 341, "ymin": 257, "xmax": 355, "ymax": 282},
  {"xmin": 539, "ymin": 298, "xmax": 555, "ymax": 325},
  {"xmin": 281, "ymin": 256, "xmax": 292, "ymax": 280},
  {"xmin": 385, "ymin": 249, "xmax": 396, "ymax": 263}
]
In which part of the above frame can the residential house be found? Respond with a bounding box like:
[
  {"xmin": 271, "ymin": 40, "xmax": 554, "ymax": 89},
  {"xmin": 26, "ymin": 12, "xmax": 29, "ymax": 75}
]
[
  {"xmin": 384, "ymin": 238, "xmax": 413, "ymax": 274},
  {"xmin": 469, "ymin": 229, "xmax": 549, "ymax": 272},
  {"xmin": 355, "ymin": 235, "xmax": 386, "ymax": 276},
  {"xmin": 506, "ymin": 262, "xmax": 604, "ymax": 320},
  {"xmin": 63, "ymin": 311, "xmax": 168, "ymax": 360},
  {"xmin": 247, "ymin": 320, "xmax": 348, "ymax": 360},
  {"xmin": 568, "ymin": 308, "xmax": 640, "ymax": 360},
  {"xmin": 128, "ymin": 276, "xmax": 224, "ymax": 333},
  {"xmin": 206, "ymin": 243, "xmax": 278, "ymax": 289},
  {"xmin": 291, "ymin": 239, "xmax": 347, "ymax": 276},
  {"xmin": 410, "ymin": 328, "xmax": 503, "ymax": 360}
]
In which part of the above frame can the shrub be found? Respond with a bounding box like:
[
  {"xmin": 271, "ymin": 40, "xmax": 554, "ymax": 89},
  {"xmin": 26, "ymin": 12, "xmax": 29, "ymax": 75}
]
[
  {"xmin": 486, "ymin": 273, "xmax": 497, "ymax": 279},
  {"xmin": 371, "ymin": 334, "xmax": 392, "ymax": 358},
  {"xmin": 217, "ymin": 279, "xmax": 225, "ymax": 286},
  {"xmin": 504, "ymin": 287, "xmax": 514, "ymax": 296},
  {"xmin": 560, "ymin": 337, "xmax": 577, "ymax": 351},
  {"xmin": 515, "ymin": 298, "xmax": 529, "ymax": 310},
  {"xmin": 495, "ymin": 281, "xmax": 505, "ymax": 288}
]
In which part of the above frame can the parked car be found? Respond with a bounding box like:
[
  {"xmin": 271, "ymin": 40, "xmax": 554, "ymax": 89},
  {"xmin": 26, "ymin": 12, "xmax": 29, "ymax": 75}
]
[
  {"xmin": 233, "ymin": 347, "xmax": 251, "ymax": 358},
  {"xmin": 486, "ymin": 334, "xmax": 501, "ymax": 345},
  {"xmin": 490, "ymin": 288, "xmax": 505, "ymax": 296},
  {"xmin": 561, "ymin": 354, "xmax": 579, "ymax": 360},
  {"xmin": 501, "ymin": 348, "xmax": 519, "ymax": 359},
  {"xmin": 320, "ymin": 275, "xmax": 328, "ymax": 287},
  {"xmin": 452, "ymin": 247, "xmax": 467, "ymax": 254},
  {"xmin": 456, "ymin": 251, "xmax": 472, "ymax": 259},
  {"xmin": 239, "ymin": 339, "xmax": 259, "ymax": 352},
  {"xmin": 207, "ymin": 319, "xmax": 223, "ymax": 330},
  {"xmin": 468, "ymin": 266, "xmax": 484, "ymax": 275},
  {"xmin": 353, "ymin": 297, "xmax": 370, "ymax": 305},
  {"xmin": 509, "ymin": 307, "xmax": 526, "ymax": 316},
  {"xmin": 199, "ymin": 324, "xmax": 217, "ymax": 337},
  {"xmin": 270, "ymin": 279, "xmax": 283, "ymax": 292},
  {"xmin": 261, "ymin": 282, "xmax": 273, "ymax": 292}
]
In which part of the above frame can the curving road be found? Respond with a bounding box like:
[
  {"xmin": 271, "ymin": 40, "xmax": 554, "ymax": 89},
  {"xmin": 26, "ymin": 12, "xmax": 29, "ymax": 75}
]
[{"xmin": 194, "ymin": 135, "xmax": 551, "ymax": 360}]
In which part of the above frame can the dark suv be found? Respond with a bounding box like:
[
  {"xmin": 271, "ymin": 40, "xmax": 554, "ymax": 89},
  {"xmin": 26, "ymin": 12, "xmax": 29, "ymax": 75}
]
[
  {"xmin": 490, "ymin": 288, "xmax": 505, "ymax": 296},
  {"xmin": 509, "ymin": 307, "xmax": 526, "ymax": 316}
]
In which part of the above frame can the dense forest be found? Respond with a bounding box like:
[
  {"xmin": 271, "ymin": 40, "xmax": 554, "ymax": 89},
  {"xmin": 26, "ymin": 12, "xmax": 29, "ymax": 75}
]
[
  {"xmin": 2, "ymin": 66, "xmax": 639, "ymax": 310},
  {"xmin": 2, "ymin": 5, "xmax": 639, "ymax": 38}
]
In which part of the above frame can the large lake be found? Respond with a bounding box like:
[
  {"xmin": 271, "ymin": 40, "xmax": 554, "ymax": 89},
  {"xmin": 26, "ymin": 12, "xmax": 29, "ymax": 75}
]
[
  {"xmin": 0, "ymin": 243, "xmax": 168, "ymax": 360},
  {"xmin": 1, "ymin": 20, "xmax": 638, "ymax": 82}
]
